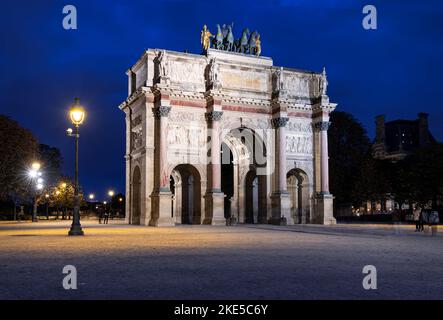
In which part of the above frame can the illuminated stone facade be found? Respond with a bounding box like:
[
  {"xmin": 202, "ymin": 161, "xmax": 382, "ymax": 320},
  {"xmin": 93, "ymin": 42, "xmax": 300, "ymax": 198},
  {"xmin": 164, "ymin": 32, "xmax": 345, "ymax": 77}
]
[{"xmin": 119, "ymin": 48, "xmax": 337, "ymax": 226}]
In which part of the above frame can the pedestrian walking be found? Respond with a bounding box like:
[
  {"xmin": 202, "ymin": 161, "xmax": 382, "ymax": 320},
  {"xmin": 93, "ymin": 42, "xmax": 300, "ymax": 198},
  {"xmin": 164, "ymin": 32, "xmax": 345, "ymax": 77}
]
[
  {"xmin": 104, "ymin": 211, "xmax": 109, "ymax": 224},
  {"xmin": 418, "ymin": 209, "xmax": 425, "ymax": 232},
  {"xmin": 98, "ymin": 207, "xmax": 103, "ymax": 224},
  {"xmin": 413, "ymin": 205, "xmax": 422, "ymax": 232}
]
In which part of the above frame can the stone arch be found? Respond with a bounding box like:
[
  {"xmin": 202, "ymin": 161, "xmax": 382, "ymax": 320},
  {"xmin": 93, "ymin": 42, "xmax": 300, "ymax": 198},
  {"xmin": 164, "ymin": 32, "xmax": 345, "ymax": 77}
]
[
  {"xmin": 130, "ymin": 165, "xmax": 142, "ymax": 225},
  {"xmin": 170, "ymin": 164, "xmax": 202, "ymax": 224},
  {"xmin": 221, "ymin": 126, "xmax": 268, "ymax": 223},
  {"xmin": 287, "ymin": 168, "xmax": 311, "ymax": 224},
  {"xmin": 220, "ymin": 118, "xmax": 270, "ymax": 166}
]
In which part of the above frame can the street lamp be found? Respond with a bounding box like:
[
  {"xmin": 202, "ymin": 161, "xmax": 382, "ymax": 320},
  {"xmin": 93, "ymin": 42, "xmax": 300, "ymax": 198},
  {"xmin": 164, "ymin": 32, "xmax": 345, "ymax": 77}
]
[
  {"xmin": 88, "ymin": 193, "xmax": 95, "ymax": 216},
  {"xmin": 67, "ymin": 98, "xmax": 85, "ymax": 236},
  {"xmin": 28, "ymin": 162, "xmax": 43, "ymax": 222},
  {"xmin": 108, "ymin": 190, "xmax": 115, "ymax": 218}
]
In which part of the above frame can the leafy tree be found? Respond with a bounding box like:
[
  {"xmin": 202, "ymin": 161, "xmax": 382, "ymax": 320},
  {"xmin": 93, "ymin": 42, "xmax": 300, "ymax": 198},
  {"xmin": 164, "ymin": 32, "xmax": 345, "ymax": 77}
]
[
  {"xmin": 38, "ymin": 144, "xmax": 63, "ymax": 187},
  {"xmin": 45, "ymin": 178, "xmax": 84, "ymax": 219},
  {"xmin": 407, "ymin": 143, "xmax": 443, "ymax": 207},
  {"xmin": 0, "ymin": 115, "xmax": 39, "ymax": 218},
  {"xmin": 329, "ymin": 111, "xmax": 371, "ymax": 207}
]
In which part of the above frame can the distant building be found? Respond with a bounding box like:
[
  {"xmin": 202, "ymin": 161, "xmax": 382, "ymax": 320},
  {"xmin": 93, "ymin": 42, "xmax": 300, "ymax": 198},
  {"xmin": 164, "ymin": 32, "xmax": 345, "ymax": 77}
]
[
  {"xmin": 353, "ymin": 113, "xmax": 438, "ymax": 216},
  {"xmin": 373, "ymin": 113, "xmax": 436, "ymax": 161}
]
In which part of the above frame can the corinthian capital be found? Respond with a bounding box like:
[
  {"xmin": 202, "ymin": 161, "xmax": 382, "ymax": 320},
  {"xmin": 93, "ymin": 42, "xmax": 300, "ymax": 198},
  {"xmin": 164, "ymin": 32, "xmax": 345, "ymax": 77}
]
[
  {"xmin": 271, "ymin": 117, "xmax": 289, "ymax": 128},
  {"xmin": 152, "ymin": 106, "xmax": 171, "ymax": 119},
  {"xmin": 205, "ymin": 111, "xmax": 223, "ymax": 122},
  {"xmin": 314, "ymin": 121, "xmax": 331, "ymax": 131}
]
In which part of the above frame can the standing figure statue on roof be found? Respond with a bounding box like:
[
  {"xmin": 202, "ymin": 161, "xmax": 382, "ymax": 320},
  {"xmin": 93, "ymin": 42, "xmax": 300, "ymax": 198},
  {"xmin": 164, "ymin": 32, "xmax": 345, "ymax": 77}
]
[
  {"xmin": 157, "ymin": 50, "xmax": 169, "ymax": 79},
  {"xmin": 320, "ymin": 67, "xmax": 328, "ymax": 95},
  {"xmin": 255, "ymin": 33, "xmax": 261, "ymax": 56},
  {"xmin": 201, "ymin": 25, "xmax": 214, "ymax": 52}
]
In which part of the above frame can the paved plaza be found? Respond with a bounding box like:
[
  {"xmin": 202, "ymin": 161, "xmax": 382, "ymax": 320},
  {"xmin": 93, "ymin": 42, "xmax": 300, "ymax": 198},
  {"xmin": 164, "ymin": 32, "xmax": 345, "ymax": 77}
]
[{"xmin": 0, "ymin": 220, "xmax": 442, "ymax": 300}]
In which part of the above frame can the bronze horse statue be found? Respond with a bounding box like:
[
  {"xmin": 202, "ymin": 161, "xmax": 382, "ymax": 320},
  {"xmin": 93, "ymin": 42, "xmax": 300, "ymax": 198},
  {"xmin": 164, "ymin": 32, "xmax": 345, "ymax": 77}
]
[
  {"xmin": 206, "ymin": 23, "xmax": 261, "ymax": 55},
  {"xmin": 224, "ymin": 24, "xmax": 235, "ymax": 51},
  {"xmin": 235, "ymin": 28, "xmax": 250, "ymax": 53},
  {"xmin": 213, "ymin": 24, "xmax": 224, "ymax": 50}
]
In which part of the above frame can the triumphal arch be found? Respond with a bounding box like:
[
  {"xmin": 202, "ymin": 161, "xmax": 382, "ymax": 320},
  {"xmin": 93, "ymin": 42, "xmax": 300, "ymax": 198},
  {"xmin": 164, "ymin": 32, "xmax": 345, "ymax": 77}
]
[{"xmin": 119, "ymin": 26, "xmax": 337, "ymax": 226}]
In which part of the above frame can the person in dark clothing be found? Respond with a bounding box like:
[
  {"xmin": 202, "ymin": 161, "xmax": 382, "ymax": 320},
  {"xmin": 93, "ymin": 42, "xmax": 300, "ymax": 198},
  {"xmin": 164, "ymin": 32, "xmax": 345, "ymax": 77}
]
[
  {"xmin": 98, "ymin": 208, "xmax": 103, "ymax": 224},
  {"xmin": 418, "ymin": 209, "xmax": 425, "ymax": 232},
  {"xmin": 413, "ymin": 205, "xmax": 422, "ymax": 232},
  {"xmin": 103, "ymin": 211, "xmax": 109, "ymax": 224}
]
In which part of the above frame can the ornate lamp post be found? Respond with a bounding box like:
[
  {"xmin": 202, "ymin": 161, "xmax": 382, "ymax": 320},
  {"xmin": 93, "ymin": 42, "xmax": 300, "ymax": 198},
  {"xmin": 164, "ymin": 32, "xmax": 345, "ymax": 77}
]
[{"xmin": 67, "ymin": 98, "xmax": 85, "ymax": 236}]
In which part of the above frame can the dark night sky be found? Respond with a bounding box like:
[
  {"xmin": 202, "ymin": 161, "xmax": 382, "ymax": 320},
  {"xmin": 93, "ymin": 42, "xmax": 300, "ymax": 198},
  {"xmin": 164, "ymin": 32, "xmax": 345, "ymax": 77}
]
[{"xmin": 1, "ymin": 0, "xmax": 442, "ymax": 200}]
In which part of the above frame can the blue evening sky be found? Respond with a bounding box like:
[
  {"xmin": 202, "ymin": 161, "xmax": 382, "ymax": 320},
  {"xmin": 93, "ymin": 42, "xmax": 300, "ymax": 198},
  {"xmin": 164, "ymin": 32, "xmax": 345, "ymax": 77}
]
[{"xmin": 0, "ymin": 0, "xmax": 442, "ymax": 198}]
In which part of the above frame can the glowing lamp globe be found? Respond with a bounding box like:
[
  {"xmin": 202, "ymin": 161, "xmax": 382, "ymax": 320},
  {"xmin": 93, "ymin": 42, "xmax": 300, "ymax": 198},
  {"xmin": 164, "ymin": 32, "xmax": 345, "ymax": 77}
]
[
  {"xmin": 31, "ymin": 162, "xmax": 41, "ymax": 170},
  {"xmin": 28, "ymin": 170, "xmax": 38, "ymax": 178},
  {"xmin": 69, "ymin": 98, "xmax": 86, "ymax": 126}
]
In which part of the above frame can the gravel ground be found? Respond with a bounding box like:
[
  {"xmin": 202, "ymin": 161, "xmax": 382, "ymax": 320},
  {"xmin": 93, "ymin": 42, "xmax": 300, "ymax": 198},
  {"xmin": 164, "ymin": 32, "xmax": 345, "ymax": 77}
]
[{"xmin": 0, "ymin": 220, "xmax": 441, "ymax": 300}]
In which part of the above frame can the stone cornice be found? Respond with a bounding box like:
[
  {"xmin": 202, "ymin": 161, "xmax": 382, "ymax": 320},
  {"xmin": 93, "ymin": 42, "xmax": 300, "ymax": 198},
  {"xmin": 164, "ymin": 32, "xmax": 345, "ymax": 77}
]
[
  {"xmin": 119, "ymin": 85, "xmax": 334, "ymax": 116},
  {"xmin": 312, "ymin": 102, "xmax": 337, "ymax": 114},
  {"xmin": 118, "ymin": 86, "xmax": 150, "ymax": 110}
]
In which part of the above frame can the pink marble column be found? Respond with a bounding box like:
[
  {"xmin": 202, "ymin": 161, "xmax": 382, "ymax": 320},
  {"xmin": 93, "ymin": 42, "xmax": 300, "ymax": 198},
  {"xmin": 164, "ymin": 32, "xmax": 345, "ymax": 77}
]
[
  {"xmin": 206, "ymin": 111, "xmax": 223, "ymax": 192},
  {"xmin": 271, "ymin": 117, "xmax": 289, "ymax": 192},
  {"xmin": 316, "ymin": 121, "xmax": 330, "ymax": 194},
  {"xmin": 153, "ymin": 106, "xmax": 171, "ymax": 191}
]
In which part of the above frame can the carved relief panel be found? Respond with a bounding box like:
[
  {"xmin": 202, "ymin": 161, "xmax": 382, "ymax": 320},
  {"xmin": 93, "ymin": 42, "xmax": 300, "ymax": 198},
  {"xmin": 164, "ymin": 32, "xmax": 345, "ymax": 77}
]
[
  {"xmin": 286, "ymin": 120, "xmax": 313, "ymax": 155},
  {"xmin": 169, "ymin": 60, "xmax": 205, "ymax": 86},
  {"xmin": 130, "ymin": 114, "xmax": 143, "ymax": 152}
]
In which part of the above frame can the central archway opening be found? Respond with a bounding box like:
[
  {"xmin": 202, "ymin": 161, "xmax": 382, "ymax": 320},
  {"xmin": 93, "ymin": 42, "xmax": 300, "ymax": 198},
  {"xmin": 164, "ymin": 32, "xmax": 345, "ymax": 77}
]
[
  {"xmin": 221, "ymin": 142, "xmax": 234, "ymax": 219},
  {"xmin": 170, "ymin": 164, "xmax": 202, "ymax": 224},
  {"xmin": 222, "ymin": 127, "xmax": 268, "ymax": 224}
]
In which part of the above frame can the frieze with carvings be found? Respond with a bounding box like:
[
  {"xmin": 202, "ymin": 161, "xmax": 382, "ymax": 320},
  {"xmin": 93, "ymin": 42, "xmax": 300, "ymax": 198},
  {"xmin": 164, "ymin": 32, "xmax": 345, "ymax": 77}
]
[
  {"xmin": 169, "ymin": 111, "xmax": 205, "ymax": 122},
  {"xmin": 284, "ymin": 73, "xmax": 322, "ymax": 98},
  {"xmin": 169, "ymin": 60, "xmax": 205, "ymax": 85},
  {"xmin": 167, "ymin": 125, "xmax": 206, "ymax": 148},
  {"xmin": 221, "ymin": 116, "xmax": 270, "ymax": 131},
  {"xmin": 286, "ymin": 121, "xmax": 313, "ymax": 133},
  {"xmin": 286, "ymin": 135, "xmax": 313, "ymax": 155}
]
